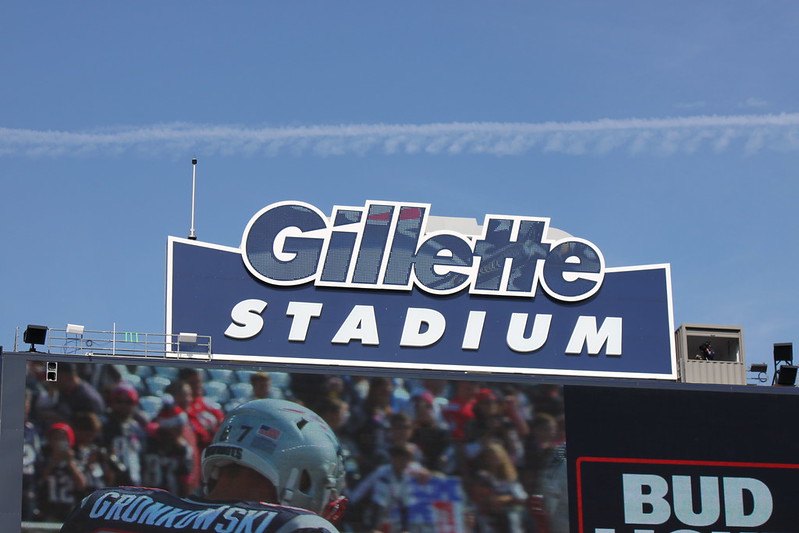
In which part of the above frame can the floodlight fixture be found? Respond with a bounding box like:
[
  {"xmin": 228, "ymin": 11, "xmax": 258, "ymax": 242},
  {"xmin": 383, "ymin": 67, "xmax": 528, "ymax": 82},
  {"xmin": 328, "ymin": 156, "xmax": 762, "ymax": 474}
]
[
  {"xmin": 178, "ymin": 332, "xmax": 198, "ymax": 343},
  {"xmin": 66, "ymin": 323, "xmax": 85, "ymax": 336},
  {"xmin": 23, "ymin": 325, "xmax": 48, "ymax": 352},
  {"xmin": 772, "ymin": 343, "xmax": 794, "ymax": 385},
  {"xmin": 776, "ymin": 365, "xmax": 798, "ymax": 386},
  {"xmin": 748, "ymin": 363, "xmax": 768, "ymax": 383}
]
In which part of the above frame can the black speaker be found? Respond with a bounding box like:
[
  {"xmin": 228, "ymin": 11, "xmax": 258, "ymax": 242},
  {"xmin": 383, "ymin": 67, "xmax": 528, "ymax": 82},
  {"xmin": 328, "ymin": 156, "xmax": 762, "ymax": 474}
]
[
  {"xmin": 774, "ymin": 343, "xmax": 793, "ymax": 364},
  {"xmin": 23, "ymin": 325, "xmax": 48, "ymax": 346},
  {"xmin": 776, "ymin": 365, "xmax": 798, "ymax": 386}
]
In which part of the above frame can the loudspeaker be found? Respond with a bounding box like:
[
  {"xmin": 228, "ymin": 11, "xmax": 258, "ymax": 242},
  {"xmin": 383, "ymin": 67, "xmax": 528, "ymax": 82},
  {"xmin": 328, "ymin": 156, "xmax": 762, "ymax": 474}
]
[
  {"xmin": 23, "ymin": 325, "xmax": 48, "ymax": 346},
  {"xmin": 774, "ymin": 343, "xmax": 793, "ymax": 364},
  {"xmin": 776, "ymin": 365, "xmax": 797, "ymax": 386},
  {"xmin": 46, "ymin": 362, "xmax": 58, "ymax": 382}
]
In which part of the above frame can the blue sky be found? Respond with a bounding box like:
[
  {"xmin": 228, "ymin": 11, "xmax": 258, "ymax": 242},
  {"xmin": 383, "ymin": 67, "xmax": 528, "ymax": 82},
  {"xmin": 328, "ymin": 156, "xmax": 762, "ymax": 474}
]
[{"xmin": 1, "ymin": 2, "xmax": 797, "ymax": 375}]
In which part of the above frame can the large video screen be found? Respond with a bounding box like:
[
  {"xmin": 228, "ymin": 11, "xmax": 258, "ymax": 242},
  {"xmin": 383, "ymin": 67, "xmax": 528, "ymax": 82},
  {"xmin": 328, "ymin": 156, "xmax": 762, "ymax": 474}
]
[
  {"xmin": 20, "ymin": 359, "xmax": 567, "ymax": 533},
  {"xmin": 13, "ymin": 356, "xmax": 799, "ymax": 533}
]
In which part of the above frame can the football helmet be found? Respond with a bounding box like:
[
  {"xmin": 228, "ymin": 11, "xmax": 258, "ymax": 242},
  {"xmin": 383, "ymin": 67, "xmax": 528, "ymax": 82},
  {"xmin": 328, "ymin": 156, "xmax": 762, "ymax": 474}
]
[{"xmin": 202, "ymin": 399, "xmax": 345, "ymax": 515}]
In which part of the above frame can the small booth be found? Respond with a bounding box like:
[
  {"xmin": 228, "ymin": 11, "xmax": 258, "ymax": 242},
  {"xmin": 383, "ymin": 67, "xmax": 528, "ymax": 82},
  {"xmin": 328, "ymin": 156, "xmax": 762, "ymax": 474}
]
[{"xmin": 675, "ymin": 323, "xmax": 746, "ymax": 385}]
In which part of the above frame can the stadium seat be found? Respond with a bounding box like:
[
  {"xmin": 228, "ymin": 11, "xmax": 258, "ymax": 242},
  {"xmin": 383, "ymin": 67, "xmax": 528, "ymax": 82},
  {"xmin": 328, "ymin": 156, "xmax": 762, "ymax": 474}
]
[
  {"xmin": 153, "ymin": 366, "xmax": 179, "ymax": 380},
  {"xmin": 145, "ymin": 375, "xmax": 171, "ymax": 396},
  {"xmin": 235, "ymin": 370, "xmax": 253, "ymax": 383},
  {"xmin": 138, "ymin": 395, "xmax": 164, "ymax": 421},
  {"xmin": 204, "ymin": 380, "xmax": 231, "ymax": 403},
  {"xmin": 208, "ymin": 368, "xmax": 234, "ymax": 382},
  {"xmin": 270, "ymin": 372, "xmax": 291, "ymax": 389},
  {"xmin": 229, "ymin": 382, "xmax": 253, "ymax": 400}
]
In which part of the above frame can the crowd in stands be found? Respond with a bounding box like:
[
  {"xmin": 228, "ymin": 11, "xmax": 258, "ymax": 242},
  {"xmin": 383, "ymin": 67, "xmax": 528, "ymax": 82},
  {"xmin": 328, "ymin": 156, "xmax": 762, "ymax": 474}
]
[{"xmin": 23, "ymin": 361, "xmax": 569, "ymax": 533}]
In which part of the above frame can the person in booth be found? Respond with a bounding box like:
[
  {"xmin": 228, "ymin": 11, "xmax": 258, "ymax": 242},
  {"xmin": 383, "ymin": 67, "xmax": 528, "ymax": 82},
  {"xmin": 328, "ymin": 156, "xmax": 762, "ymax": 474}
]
[
  {"xmin": 60, "ymin": 399, "xmax": 347, "ymax": 533},
  {"xmin": 696, "ymin": 342, "xmax": 716, "ymax": 361}
]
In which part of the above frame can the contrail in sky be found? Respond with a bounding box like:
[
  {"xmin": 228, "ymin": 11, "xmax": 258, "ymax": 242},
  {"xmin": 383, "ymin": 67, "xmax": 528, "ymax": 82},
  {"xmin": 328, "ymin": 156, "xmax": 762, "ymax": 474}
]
[{"xmin": 2, "ymin": 113, "xmax": 799, "ymax": 157}]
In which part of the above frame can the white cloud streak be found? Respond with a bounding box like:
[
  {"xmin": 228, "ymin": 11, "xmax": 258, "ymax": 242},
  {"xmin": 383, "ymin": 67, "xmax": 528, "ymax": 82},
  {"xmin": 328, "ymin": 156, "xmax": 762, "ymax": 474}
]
[{"xmin": 2, "ymin": 113, "xmax": 799, "ymax": 158}]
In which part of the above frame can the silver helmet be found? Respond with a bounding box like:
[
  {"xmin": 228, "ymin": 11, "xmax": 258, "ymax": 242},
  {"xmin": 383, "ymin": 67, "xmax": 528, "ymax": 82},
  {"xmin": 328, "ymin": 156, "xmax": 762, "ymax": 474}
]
[{"xmin": 202, "ymin": 398, "xmax": 345, "ymax": 515}]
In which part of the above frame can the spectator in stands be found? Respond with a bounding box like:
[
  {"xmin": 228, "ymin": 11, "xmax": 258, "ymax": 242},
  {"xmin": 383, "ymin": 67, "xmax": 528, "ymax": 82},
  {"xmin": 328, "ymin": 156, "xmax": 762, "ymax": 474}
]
[
  {"xmin": 464, "ymin": 388, "xmax": 524, "ymax": 465},
  {"xmin": 34, "ymin": 363, "xmax": 105, "ymax": 427},
  {"xmin": 467, "ymin": 441, "xmax": 529, "ymax": 533},
  {"xmin": 164, "ymin": 379, "xmax": 202, "ymax": 492},
  {"xmin": 141, "ymin": 401, "xmax": 195, "ymax": 497},
  {"xmin": 528, "ymin": 384, "xmax": 565, "ymax": 419},
  {"xmin": 101, "ymin": 384, "xmax": 146, "ymax": 486},
  {"xmin": 500, "ymin": 384, "xmax": 531, "ymax": 441},
  {"xmin": 94, "ymin": 364, "xmax": 132, "ymax": 406},
  {"xmin": 441, "ymin": 380, "xmax": 479, "ymax": 442},
  {"xmin": 289, "ymin": 373, "xmax": 329, "ymax": 406},
  {"xmin": 384, "ymin": 412, "xmax": 423, "ymax": 464},
  {"xmin": 22, "ymin": 388, "xmax": 41, "ymax": 521},
  {"xmin": 353, "ymin": 377, "xmax": 396, "ymax": 477},
  {"xmin": 327, "ymin": 375, "xmax": 348, "ymax": 397},
  {"xmin": 315, "ymin": 396, "xmax": 362, "ymax": 493},
  {"xmin": 250, "ymin": 371, "xmax": 273, "ymax": 399},
  {"xmin": 56, "ymin": 363, "xmax": 106, "ymax": 417},
  {"xmin": 177, "ymin": 368, "xmax": 224, "ymax": 451},
  {"xmin": 522, "ymin": 413, "xmax": 559, "ymax": 495},
  {"xmin": 537, "ymin": 442, "xmax": 569, "ymax": 533},
  {"xmin": 410, "ymin": 391, "xmax": 455, "ymax": 474},
  {"xmin": 347, "ymin": 375, "xmax": 371, "ymax": 402},
  {"xmin": 72, "ymin": 411, "xmax": 112, "ymax": 498},
  {"xmin": 293, "ymin": 374, "xmax": 362, "ymax": 412},
  {"xmin": 418, "ymin": 379, "xmax": 450, "ymax": 422},
  {"xmin": 39, "ymin": 422, "xmax": 86, "ymax": 522},
  {"xmin": 387, "ymin": 378, "xmax": 412, "ymax": 414},
  {"xmin": 349, "ymin": 443, "xmax": 430, "ymax": 533},
  {"xmin": 31, "ymin": 379, "xmax": 61, "ymax": 430}
]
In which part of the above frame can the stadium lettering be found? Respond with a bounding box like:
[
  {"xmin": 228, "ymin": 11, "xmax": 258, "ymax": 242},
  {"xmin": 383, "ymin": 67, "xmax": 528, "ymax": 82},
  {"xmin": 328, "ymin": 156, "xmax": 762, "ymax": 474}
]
[
  {"xmin": 593, "ymin": 474, "xmax": 774, "ymax": 533},
  {"xmin": 241, "ymin": 201, "xmax": 605, "ymax": 302},
  {"xmin": 224, "ymin": 299, "xmax": 623, "ymax": 356}
]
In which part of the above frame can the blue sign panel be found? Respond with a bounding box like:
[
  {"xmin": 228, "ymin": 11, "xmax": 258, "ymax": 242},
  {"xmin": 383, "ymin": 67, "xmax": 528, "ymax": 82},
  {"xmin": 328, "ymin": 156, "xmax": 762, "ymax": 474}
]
[{"xmin": 167, "ymin": 201, "xmax": 675, "ymax": 378}]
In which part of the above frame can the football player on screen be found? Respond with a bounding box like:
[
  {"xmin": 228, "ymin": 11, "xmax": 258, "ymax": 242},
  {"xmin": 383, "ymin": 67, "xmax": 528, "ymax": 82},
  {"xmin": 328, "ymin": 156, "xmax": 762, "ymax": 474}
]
[{"xmin": 60, "ymin": 398, "xmax": 348, "ymax": 533}]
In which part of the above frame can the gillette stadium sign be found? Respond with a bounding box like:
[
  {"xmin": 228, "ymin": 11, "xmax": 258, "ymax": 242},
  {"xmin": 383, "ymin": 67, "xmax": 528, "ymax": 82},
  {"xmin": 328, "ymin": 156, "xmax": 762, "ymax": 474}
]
[{"xmin": 167, "ymin": 201, "xmax": 676, "ymax": 378}]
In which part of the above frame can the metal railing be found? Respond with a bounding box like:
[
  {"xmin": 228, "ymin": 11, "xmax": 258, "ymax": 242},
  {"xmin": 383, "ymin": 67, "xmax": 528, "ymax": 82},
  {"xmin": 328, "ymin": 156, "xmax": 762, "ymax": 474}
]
[{"xmin": 18, "ymin": 327, "xmax": 212, "ymax": 360}]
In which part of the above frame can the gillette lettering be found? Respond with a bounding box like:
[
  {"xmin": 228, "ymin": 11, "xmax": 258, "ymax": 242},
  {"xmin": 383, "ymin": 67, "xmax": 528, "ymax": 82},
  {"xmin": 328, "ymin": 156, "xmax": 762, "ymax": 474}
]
[{"xmin": 242, "ymin": 201, "xmax": 605, "ymax": 302}]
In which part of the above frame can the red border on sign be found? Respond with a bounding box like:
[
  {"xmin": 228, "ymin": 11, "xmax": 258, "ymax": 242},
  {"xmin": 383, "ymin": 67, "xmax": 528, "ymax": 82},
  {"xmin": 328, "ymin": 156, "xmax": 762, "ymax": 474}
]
[{"xmin": 575, "ymin": 457, "xmax": 799, "ymax": 533}]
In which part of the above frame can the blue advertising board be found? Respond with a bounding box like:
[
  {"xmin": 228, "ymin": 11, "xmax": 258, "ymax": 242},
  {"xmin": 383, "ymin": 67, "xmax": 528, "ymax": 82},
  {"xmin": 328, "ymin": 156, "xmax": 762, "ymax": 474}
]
[{"xmin": 167, "ymin": 201, "xmax": 675, "ymax": 378}]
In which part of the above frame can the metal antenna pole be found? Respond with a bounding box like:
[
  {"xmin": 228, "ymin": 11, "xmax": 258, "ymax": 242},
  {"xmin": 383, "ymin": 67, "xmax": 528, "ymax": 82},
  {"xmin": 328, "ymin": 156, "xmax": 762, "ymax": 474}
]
[{"xmin": 189, "ymin": 158, "xmax": 197, "ymax": 240}]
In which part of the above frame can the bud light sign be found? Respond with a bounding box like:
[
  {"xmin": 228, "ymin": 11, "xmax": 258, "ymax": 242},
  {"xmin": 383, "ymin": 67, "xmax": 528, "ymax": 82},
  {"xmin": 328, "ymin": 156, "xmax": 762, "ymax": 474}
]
[
  {"xmin": 167, "ymin": 200, "xmax": 675, "ymax": 378},
  {"xmin": 577, "ymin": 458, "xmax": 797, "ymax": 533}
]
